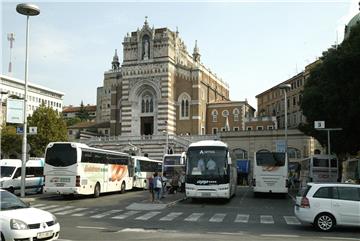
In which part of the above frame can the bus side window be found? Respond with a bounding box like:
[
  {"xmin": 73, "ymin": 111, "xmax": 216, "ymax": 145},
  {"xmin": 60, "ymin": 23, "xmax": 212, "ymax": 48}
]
[{"xmin": 13, "ymin": 168, "xmax": 21, "ymax": 179}]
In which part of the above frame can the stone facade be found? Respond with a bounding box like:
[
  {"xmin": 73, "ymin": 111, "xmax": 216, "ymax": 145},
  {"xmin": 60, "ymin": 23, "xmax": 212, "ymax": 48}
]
[
  {"xmin": 97, "ymin": 19, "xmax": 246, "ymax": 137},
  {"xmin": 256, "ymin": 60, "xmax": 320, "ymax": 129}
]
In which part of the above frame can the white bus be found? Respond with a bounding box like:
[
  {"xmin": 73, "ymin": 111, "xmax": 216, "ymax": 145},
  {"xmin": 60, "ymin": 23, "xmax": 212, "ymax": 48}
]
[
  {"xmin": 44, "ymin": 142, "xmax": 132, "ymax": 197},
  {"xmin": 185, "ymin": 140, "xmax": 237, "ymax": 199},
  {"xmin": 252, "ymin": 152, "xmax": 288, "ymax": 194},
  {"xmin": 342, "ymin": 158, "xmax": 360, "ymax": 184},
  {"xmin": 299, "ymin": 154, "xmax": 338, "ymax": 187},
  {"xmin": 163, "ymin": 152, "xmax": 186, "ymax": 187},
  {"xmin": 0, "ymin": 158, "xmax": 44, "ymax": 194},
  {"xmin": 132, "ymin": 156, "xmax": 162, "ymax": 189}
]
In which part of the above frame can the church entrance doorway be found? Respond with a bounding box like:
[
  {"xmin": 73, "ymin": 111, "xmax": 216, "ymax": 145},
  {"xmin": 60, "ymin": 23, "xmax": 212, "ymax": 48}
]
[{"xmin": 141, "ymin": 116, "xmax": 153, "ymax": 135}]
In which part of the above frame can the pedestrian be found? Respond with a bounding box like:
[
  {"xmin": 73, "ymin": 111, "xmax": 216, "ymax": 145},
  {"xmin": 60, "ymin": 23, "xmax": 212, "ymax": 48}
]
[
  {"xmin": 153, "ymin": 172, "xmax": 162, "ymax": 203},
  {"xmin": 179, "ymin": 171, "xmax": 185, "ymax": 192},
  {"xmin": 148, "ymin": 174, "xmax": 154, "ymax": 203}
]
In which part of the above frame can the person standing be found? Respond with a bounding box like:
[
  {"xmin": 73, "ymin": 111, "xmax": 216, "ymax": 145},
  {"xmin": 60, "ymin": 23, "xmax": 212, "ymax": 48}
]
[
  {"xmin": 148, "ymin": 174, "xmax": 154, "ymax": 203},
  {"xmin": 153, "ymin": 172, "xmax": 162, "ymax": 203}
]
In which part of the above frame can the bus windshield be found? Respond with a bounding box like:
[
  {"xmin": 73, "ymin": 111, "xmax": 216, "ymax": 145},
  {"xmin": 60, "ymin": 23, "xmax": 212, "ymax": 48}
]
[
  {"xmin": 187, "ymin": 147, "xmax": 227, "ymax": 176},
  {"xmin": 0, "ymin": 166, "xmax": 16, "ymax": 178},
  {"xmin": 256, "ymin": 152, "xmax": 285, "ymax": 166},
  {"xmin": 45, "ymin": 143, "xmax": 77, "ymax": 167}
]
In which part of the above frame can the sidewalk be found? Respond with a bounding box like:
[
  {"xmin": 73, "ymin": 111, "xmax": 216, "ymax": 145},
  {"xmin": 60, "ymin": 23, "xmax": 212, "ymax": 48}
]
[{"xmin": 126, "ymin": 190, "xmax": 186, "ymax": 211}]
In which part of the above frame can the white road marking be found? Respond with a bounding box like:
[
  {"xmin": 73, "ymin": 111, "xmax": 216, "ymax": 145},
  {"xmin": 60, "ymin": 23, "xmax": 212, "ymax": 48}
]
[
  {"xmin": 135, "ymin": 211, "xmax": 161, "ymax": 220},
  {"xmin": 260, "ymin": 215, "xmax": 274, "ymax": 224},
  {"xmin": 76, "ymin": 226, "xmax": 107, "ymax": 230},
  {"xmin": 46, "ymin": 206, "xmax": 74, "ymax": 213},
  {"xmin": 234, "ymin": 214, "xmax": 249, "ymax": 223},
  {"xmin": 72, "ymin": 209, "xmax": 99, "ymax": 217},
  {"xmin": 284, "ymin": 216, "xmax": 301, "ymax": 225},
  {"xmin": 261, "ymin": 234, "xmax": 300, "ymax": 238},
  {"xmin": 55, "ymin": 207, "xmax": 89, "ymax": 215},
  {"xmin": 209, "ymin": 213, "xmax": 226, "ymax": 222},
  {"xmin": 118, "ymin": 228, "xmax": 158, "ymax": 233},
  {"xmin": 31, "ymin": 203, "xmax": 47, "ymax": 208},
  {"xmin": 184, "ymin": 213, "xmax": 204, "ymax": 222},
  {"xmin": 39, "ymin": 205, "xmax": 59, "ymax": 210},
  {"xmin": 112, "ymin": 211, "xmax": 140, "ymax": 219},
  {"xmin": 159, "ymin": 212, "xmax": 183, "ymax": 221},
  {"xmin": 91, "ymin": 210, "xmax": 122, "ymax": 218}
]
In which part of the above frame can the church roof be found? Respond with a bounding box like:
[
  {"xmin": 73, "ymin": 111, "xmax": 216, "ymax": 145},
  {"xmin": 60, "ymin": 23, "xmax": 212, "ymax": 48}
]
[{"xmin": 344, "ymin": 12, "xmax": 360, "ymax": 39}]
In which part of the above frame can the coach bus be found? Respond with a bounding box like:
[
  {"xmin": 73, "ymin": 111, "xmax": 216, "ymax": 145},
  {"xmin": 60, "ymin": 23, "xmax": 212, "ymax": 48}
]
[
  {"xmin": 132, "ymin": 156, "xmax": 162, "ymax": 189},
  {"xmin": 162, "ymin": 152, "xmax": 186, "ymax": 187},
  {"xmin": 252, "ymin": 151, "xmax": 288, "ymax": 194},
  {"xmin": 299, "ymin": 154, "xmax": 338, "ymax": 187},
  {"xmin": 185, "ymin": 140, "xmax": 237, "ymax": 199},
  {"xmin": 44, "ymin": 142, "xmax": 132, "ymax": 198},
  {"xmin": 342, "ymin": 158, "xmax": 360, "ymax": 184}
]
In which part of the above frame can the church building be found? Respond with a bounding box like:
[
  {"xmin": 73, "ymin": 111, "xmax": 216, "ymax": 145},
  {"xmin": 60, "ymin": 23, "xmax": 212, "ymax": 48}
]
[{"xmin": 97, "ymin": 18, "xmax": 255, "ymax": 137}]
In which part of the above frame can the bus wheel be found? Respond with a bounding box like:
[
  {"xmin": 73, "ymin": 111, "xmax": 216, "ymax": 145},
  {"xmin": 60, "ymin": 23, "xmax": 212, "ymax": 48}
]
[
  {"xmin": 120, "ymin": 182, "xmax": 126, "ymax": 194},
  {"xmin": 93, "ymin": 183, "xmax": 100, "ymax": 198},
  {"xmin": 1, "ymin": 231, "xmax": 5, "ymax": 241}
]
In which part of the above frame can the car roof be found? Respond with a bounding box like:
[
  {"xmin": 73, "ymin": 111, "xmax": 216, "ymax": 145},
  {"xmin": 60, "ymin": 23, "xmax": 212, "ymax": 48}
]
[{"xmin": 308, "ymin": 182, "xmax": 360, "ymax": 188}]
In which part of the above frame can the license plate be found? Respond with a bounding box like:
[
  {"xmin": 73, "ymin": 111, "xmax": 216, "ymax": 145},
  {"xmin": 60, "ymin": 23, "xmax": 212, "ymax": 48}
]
[
  {"xmin": 37, "ymin": 231, "xmax": 53, "ymax": 239},
  {"xmin": 202, "ymin": 192, "xmax": 211, "ymax": 197}
]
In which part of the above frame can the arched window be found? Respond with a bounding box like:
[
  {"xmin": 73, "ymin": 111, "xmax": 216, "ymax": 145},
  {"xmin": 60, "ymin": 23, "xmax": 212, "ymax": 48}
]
[
  {"xmin": 141, "ymin": 94, "xmax": 153, "ymax": 113},
  {"xmin": 233, "ymin": 148, "xmax": 248, "ymax": 159},
  {"xmin": 233, "ymin": 108, "xmax": 240, "ymax": 122},
  {"xmin": 288, "ymin": 147, "xmax": 301, "ymax": 159},
  {"xmin": 212, "ymin": 110, "xmax": 218, "ymax": 122},
  {"xmin": 179, "ymin": 93, "xmax": 191, "ymax": 119},
  {"xmin": 256, "ymin": 149, "xmax": 270, "ymax": 153}
]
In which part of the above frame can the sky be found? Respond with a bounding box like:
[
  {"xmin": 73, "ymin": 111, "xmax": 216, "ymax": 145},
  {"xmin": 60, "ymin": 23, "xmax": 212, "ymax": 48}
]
[{"xmin": 1, "ymin": 0, "xmax": 359, "ymax": 109}]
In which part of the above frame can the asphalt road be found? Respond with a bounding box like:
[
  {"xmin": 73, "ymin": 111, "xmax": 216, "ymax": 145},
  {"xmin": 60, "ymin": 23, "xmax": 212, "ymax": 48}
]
[{"xmin": 25, "ymin": 187, "xmax": 360, "ymax": 241}]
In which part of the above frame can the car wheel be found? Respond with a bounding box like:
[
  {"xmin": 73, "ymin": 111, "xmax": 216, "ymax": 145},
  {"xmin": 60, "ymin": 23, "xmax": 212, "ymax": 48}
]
[
  {"xmin": 8, "ymin": 187, "xmax": 14, "ymax": 194},
  {"xmin": 315, "ymin": 213, "xmax": 335, "ymax": 231},
  {"xmin": 120, "ymin": 182, "xmax": 126, "ymax": 194},
  {"xmin": 93, "ymin": 183, "xmax": 100, "ymax": 198}
]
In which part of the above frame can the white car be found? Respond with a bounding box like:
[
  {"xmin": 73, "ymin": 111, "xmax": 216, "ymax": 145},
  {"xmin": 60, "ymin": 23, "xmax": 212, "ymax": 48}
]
[
  {"xmin": 295, "ymin": 183, "xmax": 360, "ymax": 231},
  {"xmin": 0, "ymin": 189, "xmax": 60, "ymax": 241}
]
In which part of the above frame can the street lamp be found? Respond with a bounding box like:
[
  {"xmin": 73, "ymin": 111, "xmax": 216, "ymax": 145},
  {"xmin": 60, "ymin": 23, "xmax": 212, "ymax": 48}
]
[
  {"xmin": 16, "ymin": 3, "xmax": 40, "ymax": 198},
  {"xmin": 279, "ymin": 84, "xmax": 291, "ymax": 155},
  {"xmin": 0, "ymin": 91, "xmax": 9, "ymax": 159}
]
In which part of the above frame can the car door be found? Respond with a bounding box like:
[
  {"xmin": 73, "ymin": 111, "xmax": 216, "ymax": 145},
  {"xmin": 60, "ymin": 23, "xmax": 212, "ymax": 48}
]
[{"xmin": 332, "ymin": 187, "xmax": 360, "ymax": 226}]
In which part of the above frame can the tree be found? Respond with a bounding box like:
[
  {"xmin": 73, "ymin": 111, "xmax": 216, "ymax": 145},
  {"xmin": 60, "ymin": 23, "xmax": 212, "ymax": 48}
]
[
  {"xmin": 77, "ymin": 101, "xmax": 90, "ymax": 121},
  {"xmin": 27, "ymin": 105, "xmax": 68, "ymax": 157},
  {"xmin": 64, "ymin": 116, "xmax": 82, "ymax": 127},
  {"xmin": 1, "ymin": 124, "xmax": 22, "ymax": 158},
  {"xmin": 300, "ymin": 24, "xmax": 360, "ymax": 156}
]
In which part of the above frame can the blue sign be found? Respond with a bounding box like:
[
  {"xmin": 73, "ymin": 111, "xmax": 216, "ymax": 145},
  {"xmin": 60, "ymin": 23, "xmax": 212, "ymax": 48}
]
[
  {"xmin": 16, "ymin": 127, "xmax": 24, "ymax": 134},
  {"xmin": 236, "ymin": 160, "xmax": 249, "ymax": 174}
]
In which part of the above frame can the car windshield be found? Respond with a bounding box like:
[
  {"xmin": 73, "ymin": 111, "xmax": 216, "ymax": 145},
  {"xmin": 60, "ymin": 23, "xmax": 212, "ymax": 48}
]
[
  {"xmin": 0, "ymin": 166, "xmax": 16, "ymax": 178},
  {"xmin": 0, "ymin": 191, "xmax": 29, "ymax": 211}
]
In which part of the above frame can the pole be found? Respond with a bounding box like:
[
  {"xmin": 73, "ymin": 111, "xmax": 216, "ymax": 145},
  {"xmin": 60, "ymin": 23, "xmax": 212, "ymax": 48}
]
[
  {"xmin": 20, "ymin": 15, "xmax": 30, "ymax": 198},
  {"xmin": 327, "ymin": 130, "xmax": 331, "ymax": 155},
  {"xmin": 284, "ymin": 89, "xmax": 288, "ymax": 154}
]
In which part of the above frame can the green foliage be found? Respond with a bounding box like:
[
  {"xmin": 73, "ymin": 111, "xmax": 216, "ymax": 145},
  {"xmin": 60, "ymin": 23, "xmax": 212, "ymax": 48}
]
[
  {"xmin": 27, "ymin": 105, "xmax": 68, "ymax": 157},
  {"xmin": 1, "ymin": 124, "xmax": 22, "ymax": 158},
  {"xmin": 300, "ymin": 24, "xmax": 360, "ymax": 155},
  {"xmin": 77, "ymin": 101, "xmax": 90, "ymax": 121},
  {"xmin": 65, "ymin": 117, "xmax": 82, "ymax": 127}
]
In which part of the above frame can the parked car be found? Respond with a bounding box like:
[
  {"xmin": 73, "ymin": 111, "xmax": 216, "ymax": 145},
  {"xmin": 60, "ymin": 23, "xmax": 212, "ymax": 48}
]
[
  {"xmin": 295, "ymin": 183, "xmax": 360, "ymax": 231},
  {"xmin": 0, "ymin": 189, "xmax": 60, "ymax": 241}
]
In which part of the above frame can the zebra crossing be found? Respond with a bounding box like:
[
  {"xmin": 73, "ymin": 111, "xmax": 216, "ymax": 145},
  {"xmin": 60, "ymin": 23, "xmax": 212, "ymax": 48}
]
[{"xmin": 32, "ymin": 203, "xmax": 301, "ymax": 225}]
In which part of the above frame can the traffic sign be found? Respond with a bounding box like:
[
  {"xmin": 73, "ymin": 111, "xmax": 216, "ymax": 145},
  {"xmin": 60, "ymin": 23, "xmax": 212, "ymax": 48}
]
[
  {"xmin": 16, "ymin": 127, "xmax": 24, "ymax": 134},
  {"xmin": 29, "ymin": 126, "xmax": 37, "ymax": 135},
  {"xmin": 314, "ymin": 121, "xmax": 325, "ymax": 129}
]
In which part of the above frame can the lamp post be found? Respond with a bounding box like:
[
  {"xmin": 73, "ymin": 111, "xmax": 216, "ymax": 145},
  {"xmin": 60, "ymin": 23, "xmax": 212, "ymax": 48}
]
[
  {"xmin": 16, "ymin": 3, "xmax": 40, "ymax": 198},
  {"xmin": 0, "ymin": 91, "xmax": 9, "ymax": 159},
  {"xmin": 279, "ymin": 84, "xmax": 291, "ymax": 155}
]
